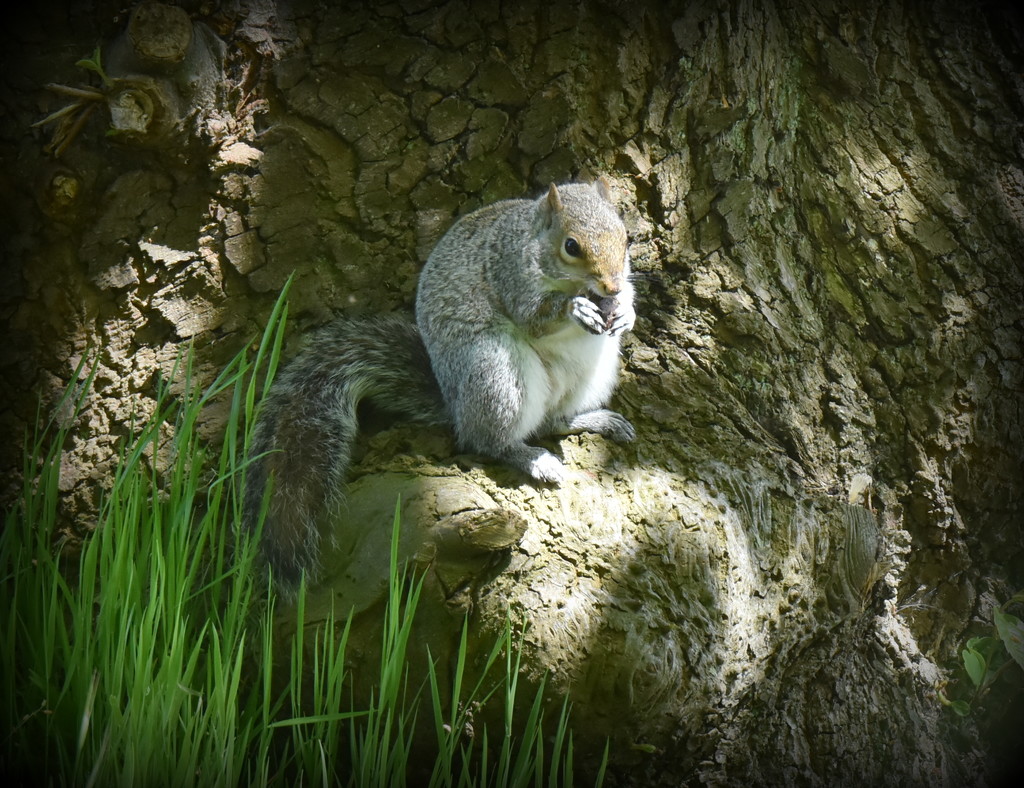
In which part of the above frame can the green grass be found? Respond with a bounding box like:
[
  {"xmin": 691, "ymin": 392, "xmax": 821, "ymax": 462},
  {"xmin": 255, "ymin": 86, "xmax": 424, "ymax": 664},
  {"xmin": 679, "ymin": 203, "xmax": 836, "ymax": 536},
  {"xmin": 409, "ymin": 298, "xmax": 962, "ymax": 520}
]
[{"xmin": 0, "ymin": 289, "xmax": 606, "ymax": 787}]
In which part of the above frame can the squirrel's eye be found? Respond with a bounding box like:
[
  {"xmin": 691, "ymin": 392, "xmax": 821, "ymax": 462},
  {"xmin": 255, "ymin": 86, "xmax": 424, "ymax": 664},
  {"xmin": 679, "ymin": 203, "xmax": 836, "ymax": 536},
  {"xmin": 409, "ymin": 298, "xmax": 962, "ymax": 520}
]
[{"xmin": 563, "ymin": 238, "xmax": 582, "ymax": 258}]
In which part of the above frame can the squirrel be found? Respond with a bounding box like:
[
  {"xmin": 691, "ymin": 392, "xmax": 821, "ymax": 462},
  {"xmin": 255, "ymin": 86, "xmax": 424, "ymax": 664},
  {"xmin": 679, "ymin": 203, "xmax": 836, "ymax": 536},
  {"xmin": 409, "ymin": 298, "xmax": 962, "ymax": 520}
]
[{"xmin": 244, "ymin": 178, "xmax": 636, "ymax": 592}]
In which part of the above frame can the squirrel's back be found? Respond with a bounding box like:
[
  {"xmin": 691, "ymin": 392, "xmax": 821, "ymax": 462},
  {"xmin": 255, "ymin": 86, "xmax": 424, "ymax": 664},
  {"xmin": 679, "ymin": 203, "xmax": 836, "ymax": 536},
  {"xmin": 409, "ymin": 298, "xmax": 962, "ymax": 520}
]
[{"xmin": 415, "ymin": 197, "xmax": 533, "ymax": 334}]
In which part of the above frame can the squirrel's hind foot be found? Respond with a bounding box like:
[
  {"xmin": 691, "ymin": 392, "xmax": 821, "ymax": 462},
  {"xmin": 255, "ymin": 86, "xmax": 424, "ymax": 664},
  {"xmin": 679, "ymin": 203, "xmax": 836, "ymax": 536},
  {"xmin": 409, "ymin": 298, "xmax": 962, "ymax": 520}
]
[
  {"xmin": 557, "ymin": 408, "xmax": 635, "ymax": 443},
  {"xmin": 527, "ymin": 450, "xmax": 568, "ymax": 484}
]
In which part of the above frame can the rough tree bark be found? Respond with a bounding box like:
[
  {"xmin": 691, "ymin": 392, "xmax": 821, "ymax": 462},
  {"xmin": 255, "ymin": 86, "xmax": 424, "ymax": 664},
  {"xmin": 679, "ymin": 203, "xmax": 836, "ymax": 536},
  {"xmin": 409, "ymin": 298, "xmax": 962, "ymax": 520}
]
[{"xmin": 1, "ymin": 0, "xmax": 1022, "ymax": 786}]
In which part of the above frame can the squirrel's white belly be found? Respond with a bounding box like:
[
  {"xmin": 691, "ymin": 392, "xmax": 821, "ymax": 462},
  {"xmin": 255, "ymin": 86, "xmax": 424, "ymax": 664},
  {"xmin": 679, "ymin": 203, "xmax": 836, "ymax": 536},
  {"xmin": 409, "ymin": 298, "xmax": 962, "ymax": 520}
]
[{"xmin": 518, "ymin": 324, "xmax": 620, "ymax": 438}]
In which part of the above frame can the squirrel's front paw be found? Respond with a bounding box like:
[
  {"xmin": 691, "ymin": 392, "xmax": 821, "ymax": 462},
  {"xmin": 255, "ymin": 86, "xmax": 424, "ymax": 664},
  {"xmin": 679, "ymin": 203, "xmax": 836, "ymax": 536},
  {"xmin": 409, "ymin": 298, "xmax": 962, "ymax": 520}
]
[
  {"xmin": 604, "ymin": 298, "xmax": 636, "ymax": 337},
  {"xmin": 570, "ymin": 296, "xmax": 608, "ymax": 335}
]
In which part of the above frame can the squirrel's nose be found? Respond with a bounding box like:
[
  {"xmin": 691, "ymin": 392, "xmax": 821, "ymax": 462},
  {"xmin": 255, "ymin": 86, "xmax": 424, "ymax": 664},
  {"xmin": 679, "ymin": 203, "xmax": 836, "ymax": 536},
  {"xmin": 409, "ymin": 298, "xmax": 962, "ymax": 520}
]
[{"xmin": 598, "ymin": 276, "xmax": 622, "ymax": 297}]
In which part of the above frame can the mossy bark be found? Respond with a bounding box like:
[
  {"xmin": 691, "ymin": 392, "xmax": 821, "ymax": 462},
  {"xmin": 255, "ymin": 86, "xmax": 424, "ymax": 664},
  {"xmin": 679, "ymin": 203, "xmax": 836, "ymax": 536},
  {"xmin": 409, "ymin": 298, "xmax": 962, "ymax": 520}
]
[{"xmin": 2, "ymin": 0, "xmax": 1022, "ymax": 785}]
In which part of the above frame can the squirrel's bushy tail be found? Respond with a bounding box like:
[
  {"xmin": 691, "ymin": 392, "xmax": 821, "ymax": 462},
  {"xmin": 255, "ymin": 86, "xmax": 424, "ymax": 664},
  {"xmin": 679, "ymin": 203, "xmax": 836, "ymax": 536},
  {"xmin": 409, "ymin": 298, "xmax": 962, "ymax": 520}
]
[{"xmin": 243, "ymin": 314, "xmax": 447, "ymax": 592}]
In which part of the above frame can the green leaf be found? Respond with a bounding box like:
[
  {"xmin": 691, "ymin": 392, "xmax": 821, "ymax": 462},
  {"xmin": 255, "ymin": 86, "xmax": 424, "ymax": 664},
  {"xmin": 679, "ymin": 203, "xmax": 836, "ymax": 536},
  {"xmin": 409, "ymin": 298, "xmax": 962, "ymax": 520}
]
[
  {"xmin": 74, "ymin": 45, "xmax": 112, "ymax": 88},
  {"xmin": 950, "ymin": 699, "xmax": 971, "ymax": 717},
  {"xmin": 966, "ymin": 636, "xmax": 998, "ymax": 657},
  {"xmin": 74, "ymin": 49, "xmax": 101, "ymax": 73},
  {"xmin": 994, "ymin": 610, "xmax": 1024, "ymax": 671},
  {"xmin": 961, "ymin": 647, "xmax": 986, "ymax": 687}
]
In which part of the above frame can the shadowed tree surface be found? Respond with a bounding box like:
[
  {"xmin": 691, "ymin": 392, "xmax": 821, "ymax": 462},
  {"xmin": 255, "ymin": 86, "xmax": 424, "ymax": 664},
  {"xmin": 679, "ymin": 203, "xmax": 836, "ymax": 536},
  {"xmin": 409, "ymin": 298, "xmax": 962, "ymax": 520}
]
[{"xmin": 1, "ymin": 0, "xmax": 1022, "ymax": 785}]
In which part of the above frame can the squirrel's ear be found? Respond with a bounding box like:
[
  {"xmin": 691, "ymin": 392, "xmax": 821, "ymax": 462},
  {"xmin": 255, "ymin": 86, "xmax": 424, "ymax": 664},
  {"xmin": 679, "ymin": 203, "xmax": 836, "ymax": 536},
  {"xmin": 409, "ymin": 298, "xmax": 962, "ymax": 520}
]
[
  {"xmin": 594, "ymin": 176, "xmax": 613, "ymax": 202},
  {"xmin": 546, "ymin": 183, "xmax": 563, "ymax": 214}
]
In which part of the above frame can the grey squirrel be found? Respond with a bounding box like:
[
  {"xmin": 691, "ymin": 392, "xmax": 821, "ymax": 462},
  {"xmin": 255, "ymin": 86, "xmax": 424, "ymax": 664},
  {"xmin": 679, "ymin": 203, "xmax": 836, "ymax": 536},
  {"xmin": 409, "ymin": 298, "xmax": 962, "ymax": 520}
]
[{"xmin": 244, "ymin": 178, "xmax": 636, "ymax": 592}]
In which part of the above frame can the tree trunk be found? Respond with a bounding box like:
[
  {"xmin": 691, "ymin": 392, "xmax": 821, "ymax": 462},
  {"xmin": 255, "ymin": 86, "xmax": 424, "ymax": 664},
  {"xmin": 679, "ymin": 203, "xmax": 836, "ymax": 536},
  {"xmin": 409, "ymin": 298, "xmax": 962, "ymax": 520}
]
[{"xmin": 2, "ymin": 0, "xmax": 1022, "ymax": 785}]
